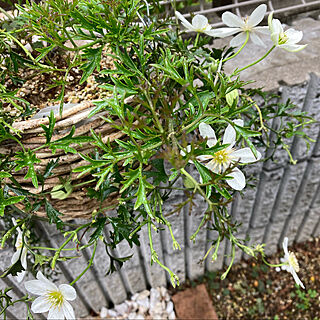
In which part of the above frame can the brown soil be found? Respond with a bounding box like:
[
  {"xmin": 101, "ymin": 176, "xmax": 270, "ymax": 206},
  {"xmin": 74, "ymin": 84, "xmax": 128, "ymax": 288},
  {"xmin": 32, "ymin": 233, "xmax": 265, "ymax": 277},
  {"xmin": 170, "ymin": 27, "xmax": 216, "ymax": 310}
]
[{"xmin": 170, "ymin": 237, "xmax": 320, "ymax": 319}]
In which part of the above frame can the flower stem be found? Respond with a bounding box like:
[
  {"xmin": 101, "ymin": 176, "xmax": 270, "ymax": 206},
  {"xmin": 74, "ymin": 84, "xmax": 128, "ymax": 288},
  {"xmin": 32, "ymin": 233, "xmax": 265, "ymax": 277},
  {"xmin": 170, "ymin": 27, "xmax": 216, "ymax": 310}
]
[
  {"xmin": 223, "ymin": 31, "xmax": 249, "ymax": 63},
  {"xmin": 262, "ymin": 255, "xmax": 285, "ymax": 268},
  {"xmin": 194, "ymin": 33, "xmax": 200, "ymax": 47},
  {"xmin": 221, "ymin": 242, "xmax": 235, "ymax": 280},
  {"xmin": 235, "ymin": 45, "xmax": 276, "ymax": 74},
  {"xmin": 70, "ymin": 241, "xmax": 97, "ymax": 286}
]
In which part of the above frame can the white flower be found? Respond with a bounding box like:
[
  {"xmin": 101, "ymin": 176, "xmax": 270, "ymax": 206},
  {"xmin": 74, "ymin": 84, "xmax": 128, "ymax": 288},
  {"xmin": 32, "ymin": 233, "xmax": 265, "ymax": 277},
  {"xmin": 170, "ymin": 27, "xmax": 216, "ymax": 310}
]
[
  {"xmin": 213, "ymin": 4, "xmax": 270, "ymax": 47},
  {"xmin": 181, "ymin": 120, "xmax": 261, "ymax": 190},
  {"xmin": 268, "ymin": 12, "xmax": 307, "ymax": 52},
  {"xmin": 175, "ymin": 11, "xmax": 218, "ymax": 36},
  {"xmin": 277, "ymin": 237, "xmax": 305, "ymax": 289},
  {"xmin": 11, "ymin": 218, "xmax": 27, "ymax": 283},
  {"xmin": 25, "ymin": 271, "xmax": 77, "ymax": 319}
]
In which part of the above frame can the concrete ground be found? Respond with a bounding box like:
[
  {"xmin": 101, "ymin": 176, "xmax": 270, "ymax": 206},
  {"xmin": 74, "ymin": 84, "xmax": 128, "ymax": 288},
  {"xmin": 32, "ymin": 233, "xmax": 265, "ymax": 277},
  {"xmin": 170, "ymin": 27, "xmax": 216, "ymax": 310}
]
[{"xmin": 213, "ymin": 15, "xmax": 320, "ymax": 91}]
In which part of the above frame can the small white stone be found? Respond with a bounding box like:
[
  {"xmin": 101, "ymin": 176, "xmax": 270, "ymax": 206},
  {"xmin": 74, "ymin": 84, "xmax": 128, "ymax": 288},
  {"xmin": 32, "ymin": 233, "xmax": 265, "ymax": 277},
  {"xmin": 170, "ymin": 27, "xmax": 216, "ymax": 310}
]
[
  {"xmin": 114, "ymin": 302, "xmax": 129, "ymax": 315},
  {"xmin": 136, "ymin": 289, "xmax": 150, "ymax": 300},
  {"xmin": 100, "ymin": 307, "xmax": 108, "ymax": 318},
  {"xmin": 150, "ymin": 288, "xmax": 160, "ymax": 308},
  {"xmin": 160, "ymin": 287, "xmax": 167, "ymax": 298},
  {"xmin": 107, "ymin": 310, "xmax": 118, "ymax": 318},
  {"xmin": 137, "ymin": 297, "xmax": 149, "ymax": 309},
  {"xmin": 166, "ymin": 301, "xmax": 174, "ymax": 314},
  {"xmin": 168, "ymin": 311, "xmax": 176, "ymax": 319},
  {"xmin": 128, "ymin": 313, "xmax": 144, "ymax": 320},
  {"xmin": 138, "ymin": 305, "xmax": 148, "ymax": 315},
  {"xmin": 150, "ymin": 302, "xmax": 163, "ymax": 316}
]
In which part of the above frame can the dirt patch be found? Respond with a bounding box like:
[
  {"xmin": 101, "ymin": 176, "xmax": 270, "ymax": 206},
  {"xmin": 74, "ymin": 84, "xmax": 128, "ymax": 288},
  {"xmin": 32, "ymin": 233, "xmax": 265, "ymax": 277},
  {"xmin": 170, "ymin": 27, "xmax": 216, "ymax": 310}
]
[{"xmin": 170, "ymin": 237, "xmax": 320, "ymax": 319}]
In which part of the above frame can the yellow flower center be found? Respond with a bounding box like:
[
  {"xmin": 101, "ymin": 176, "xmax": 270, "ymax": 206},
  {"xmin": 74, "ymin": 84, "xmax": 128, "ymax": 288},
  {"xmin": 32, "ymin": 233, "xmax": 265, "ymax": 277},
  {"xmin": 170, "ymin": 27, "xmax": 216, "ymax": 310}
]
[
  {"xmin": 242, "ymin": 17, "xmax": 252, "ymax": 31},
  {"xmin": 278, "ymin": 32, "xmax": 288, "ymax": 45},
  {"xmin": 208, "ymin": 148, "xmax": 234, "ymax": 172},
  {"xmin": 288, "ymin": 251, "xmax": 299, "ymax": 273},
  {"xmin": 47, "ymin": 291, "xmax": 64, "ymax": 308}
]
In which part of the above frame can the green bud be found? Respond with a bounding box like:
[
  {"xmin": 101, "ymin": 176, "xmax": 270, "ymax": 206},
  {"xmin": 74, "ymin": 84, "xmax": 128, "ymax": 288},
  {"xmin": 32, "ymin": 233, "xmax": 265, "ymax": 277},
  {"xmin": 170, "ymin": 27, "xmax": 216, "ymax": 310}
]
[{"xmin": 226, "ymin": 89, "xmax": 239, "ymax": 107}]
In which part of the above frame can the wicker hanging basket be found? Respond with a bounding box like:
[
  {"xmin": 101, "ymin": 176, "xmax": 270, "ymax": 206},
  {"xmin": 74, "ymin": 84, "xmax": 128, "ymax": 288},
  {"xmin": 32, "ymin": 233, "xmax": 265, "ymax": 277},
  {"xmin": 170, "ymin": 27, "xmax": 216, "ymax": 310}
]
[{"xmin": 1, "ymin": 101, "xmax": 124, "ymax": 219}]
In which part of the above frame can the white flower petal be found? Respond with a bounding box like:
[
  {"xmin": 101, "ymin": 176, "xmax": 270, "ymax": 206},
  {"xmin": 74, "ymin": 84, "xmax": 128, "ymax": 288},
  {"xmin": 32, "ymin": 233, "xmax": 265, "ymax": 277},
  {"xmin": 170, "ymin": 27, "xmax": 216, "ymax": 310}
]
[
  {"xmin": 231, "ymin": 147, "xmax": 261, "ymax": 163},
  {"xmin": 291, "ymin": 269, "xmax": 305, "ymax": 289},
  {"xmin": 270, "ymin": 32, "xmax": 279, "ymax": 46},
  {"xmin": 48, "ymin": 306, "xmax": 65, "ymax": 320},
  {"xmin": 31, "ymin": 296, "xmax": 51, "ymax": 313},
  {"xmin": 271, "ymin": 19, "xmax": 283, "ymax": 35},
  {"xmin": 180, "ymin": 145, "xmax": 192, "ymax": 157},
  {"xmin": 247, "ymin": 4, "xmax": 267, "ymax": 27},
  {"xmin": 279, "ymin": 43, "xmax": 307, "ymax": 52},
  {"xmin": 208, "ymin": 27, "xmax": 240, "ymax": 38},
  {"xmin": 250, "ymin": 32, "xmax": 266, "ymax": 47},
  {"xmin": 16, "ymin": 271, "xmax": 26, "ymax": 283},
  {"xmin": 205, "ymin": 160, "xmax": 219, "ymax": 174},
  {"xmin": 222, "ymin": 123, "xmax": 236, "ymax": 148},
  {"xmin": 233, "ymin": 119, "xmax": 244, "ymax": 127},
  {"xmin": 199, "ymin": 122, "xmax": 217, "ymax": 148},
  {"xmin": 196, "ymin": 155, "xmax": 212, "ymax": 162},
  {"xmin": 254, "ymin": 26, "xmax": 271, "ymax": 35},
  {"xmin": 59, "ymin": 284, "xmax": 77, "ymax": 301},
  {"xmin": 21, "ymin": 248, "xmax": 27, "ymax": 269},
  {"xmin": 230, "ymin": 32, "xmax": 247, "ymax": 47},
  {"xmin": 175, "ymin": 11, "xmax": 194, "ymax": 31},
  {"xmin": 282, "ymin": 237, "xmax": 289, "ymax": 256},
  {"xmin": 62, "ymin": 300, "xmax": 76, "ymax": 320},
  {"xmin": 11, "ymin": 249, "xmax": 21, "ymax": 265},
  {"xmin": 192, "ymin": 15, "xmax": 209, "ymax": 30},
  {"xmin": 222, "ymin": 11, "xmax": 245, "ymax": 28},
  {"xmin": 285, "ymin": 28, "xmax": 303, "ymax": 44},
  {"xmin": 268, "ymin": 12, "xmax": 274, "ymax": 32},
  {"xmin": 226, "ymin": 167, "xmax": 246, "ymax": 190},
  {"xmin": 25, "ymin": 280, "xmax": 50, "ymax": 296},
  {"xmin": 36, "ymin": 271, "xmax": 58, "ymax": 291}
]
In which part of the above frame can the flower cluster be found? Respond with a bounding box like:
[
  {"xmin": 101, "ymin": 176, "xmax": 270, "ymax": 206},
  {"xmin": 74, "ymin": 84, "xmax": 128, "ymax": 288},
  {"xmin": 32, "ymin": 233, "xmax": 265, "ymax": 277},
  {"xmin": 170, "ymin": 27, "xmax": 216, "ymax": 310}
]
[{"xmin": 176, "ymin": 4, "xmax": 306, "ymax": 51}]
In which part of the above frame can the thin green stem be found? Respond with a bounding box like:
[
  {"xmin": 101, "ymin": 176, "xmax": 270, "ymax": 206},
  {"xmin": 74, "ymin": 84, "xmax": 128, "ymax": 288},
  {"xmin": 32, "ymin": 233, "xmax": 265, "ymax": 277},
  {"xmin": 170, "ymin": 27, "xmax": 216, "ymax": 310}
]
[
  {"xmin": 223, "ymin": 31, "xmax": 249, "ymax": 63},
  {"xmin": 194, "ymin": 33, "xmax": 200, "ymax": 47},
  {"xmin": 190, "ymin": 214, "xmax": 208, "ymax": 242},
  {"xmin": 180, "ymin": 168, "xmax": 213, "ymax": 208},
  {"xmin": 235, "ymin": 45, "xmax": 276, "ymax": 74},
  {"xmin": 70, "ymin": 241, "xmax": 97, "ymax": 285},
  {"xmin": 262, "ymin": 255, "xmax": 285, "ymax": 268},
  {"xmin": 221, "ymin": 242, "xmax": 235, "ymax": 280}
]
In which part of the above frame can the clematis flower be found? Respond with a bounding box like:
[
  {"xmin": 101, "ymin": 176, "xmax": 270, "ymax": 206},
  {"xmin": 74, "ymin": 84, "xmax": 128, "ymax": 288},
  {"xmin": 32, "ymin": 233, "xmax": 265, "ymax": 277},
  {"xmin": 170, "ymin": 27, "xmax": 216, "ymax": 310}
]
[
  {"xmin": 11, "ymin": 218, "xmax": 27, "ymax": 283},
  {"xmin": 25, "ymin": 271, "xmax": 77, "ymax": 319},
  {"xmin": 268, "ymin": 12, "xmax": 307, "ymax": 52},
  {"xmin": 181, "ymin": 120, "xmax": 261, "ymax": 190},
  {"xmin": 175, "ymin": 11, "xmax": 218, "ymax": 36},
  {"xmin": 213, "ymin": 4, "xmax": 270, "ymax": 47},
  {"xmin": 276, "ymin": 237, "xmax": 305, "ymax": 289}
]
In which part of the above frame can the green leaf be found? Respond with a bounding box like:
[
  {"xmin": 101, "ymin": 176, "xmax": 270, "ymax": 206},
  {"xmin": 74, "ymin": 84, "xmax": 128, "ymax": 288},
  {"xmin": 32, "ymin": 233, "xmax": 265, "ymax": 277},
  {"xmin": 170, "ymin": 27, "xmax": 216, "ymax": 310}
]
[
  {"xmin": 120, "ymin": 168, "xmax": 139, "ymax": 193},
  {"xmin": 44, "ymin": 200, "xmax": 63, "ymax": 231},
  {"xmin": 79, "ymin": 46, "xmax": 103, "ymax": 84},
  {"xmin": 90, "ymin": 217, "xmax": 107, "ymax": 242},
  {"xmin": 233, "ymin": 124, "xmax": 261, "ymax": 158},
  {"xmin": 144, "ymin": 159, "xmax": 168, "ymax": 186},
  {"xmin": 15, "ymin": 150, "xmax": 41, "ymax": 189},
  {"xmin": 0, "ymin": 259, "xmax": 24, "ymax": 278},
  {"xmin": 40, "ymin": 110, "xmax": 56, "ymax": 144},
  {"xmin": 0, "ymin": 172, "xmax": 11, "ymax": 178},
  {"xmin": 134, "ymin": 178, "xmax": 147, "ymax": 210},
  {"xmin": 33, "ymin": 254, "xmax": 50, "ymax": 267},
  {"xmin": 0, "ymin": 189, "xmax": 25, "ymax": 216}
]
